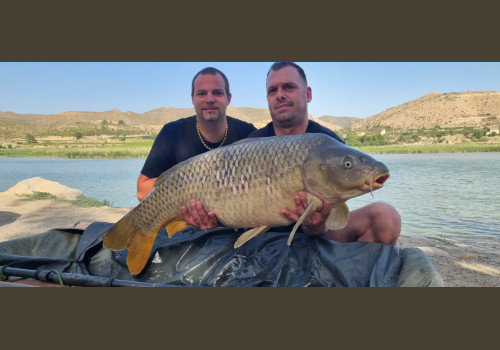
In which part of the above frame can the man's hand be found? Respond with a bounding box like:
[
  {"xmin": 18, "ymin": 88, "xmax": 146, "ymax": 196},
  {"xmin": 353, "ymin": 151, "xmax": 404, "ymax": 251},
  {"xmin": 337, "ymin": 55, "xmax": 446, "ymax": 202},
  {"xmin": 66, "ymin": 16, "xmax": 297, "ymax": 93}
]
[
  {"xmin": 181, "ymin": 199, "xmax": 220, "ymax": 230},
  {"xmin": 281, "ymin": 191, "xmax": 332, "ymax": 236}
]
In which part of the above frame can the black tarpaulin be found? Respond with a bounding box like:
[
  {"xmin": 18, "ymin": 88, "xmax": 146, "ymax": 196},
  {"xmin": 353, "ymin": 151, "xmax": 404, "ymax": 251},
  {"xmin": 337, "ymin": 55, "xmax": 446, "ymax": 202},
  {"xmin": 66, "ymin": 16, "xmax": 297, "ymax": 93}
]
[{"xmin": 0, "ymin": 222, "xmax": 444, "ymax": 287}]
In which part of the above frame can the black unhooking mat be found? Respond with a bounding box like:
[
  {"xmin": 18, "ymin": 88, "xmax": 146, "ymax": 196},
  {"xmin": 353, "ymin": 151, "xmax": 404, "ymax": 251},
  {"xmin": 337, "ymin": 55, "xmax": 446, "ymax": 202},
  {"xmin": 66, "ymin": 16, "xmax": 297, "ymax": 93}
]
[{"xmin": 0, "ymin": 222, "xmax": 444, "ymax": 287}]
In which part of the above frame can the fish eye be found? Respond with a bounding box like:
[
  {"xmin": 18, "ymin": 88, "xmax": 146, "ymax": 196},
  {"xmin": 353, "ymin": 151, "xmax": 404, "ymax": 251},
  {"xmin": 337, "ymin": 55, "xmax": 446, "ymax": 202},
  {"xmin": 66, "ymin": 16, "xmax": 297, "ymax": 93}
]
[{"xmin": 343, "ymin": 157, "xmax": 353, "ymax": 168}]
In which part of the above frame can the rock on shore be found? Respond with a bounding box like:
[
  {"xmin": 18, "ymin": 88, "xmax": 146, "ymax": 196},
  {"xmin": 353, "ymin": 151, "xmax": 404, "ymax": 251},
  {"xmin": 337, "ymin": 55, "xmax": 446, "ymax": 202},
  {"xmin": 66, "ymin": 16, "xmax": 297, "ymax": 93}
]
[
  {"xmin": 0, "ymin": 177, "xmax": 131, "ymax": 242},
  {"xmin": 4, "ymin": 177, "xmax": 83, "ymax": 200}
]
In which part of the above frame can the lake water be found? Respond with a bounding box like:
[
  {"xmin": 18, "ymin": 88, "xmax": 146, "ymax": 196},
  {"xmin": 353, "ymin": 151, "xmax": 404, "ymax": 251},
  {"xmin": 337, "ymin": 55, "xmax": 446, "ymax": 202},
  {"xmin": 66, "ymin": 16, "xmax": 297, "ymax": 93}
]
[
  {"xmin": 0, "ymin": 158, "xmax": 144, "ymax": 208},
  {"xmin": 1, "ymin": 153, "xmax": 499, "ymax": 238}
]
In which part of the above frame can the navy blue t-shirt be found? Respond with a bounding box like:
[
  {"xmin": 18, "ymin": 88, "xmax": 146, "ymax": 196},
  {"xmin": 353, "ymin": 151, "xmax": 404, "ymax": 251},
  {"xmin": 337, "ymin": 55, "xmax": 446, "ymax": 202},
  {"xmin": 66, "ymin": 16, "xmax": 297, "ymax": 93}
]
[
  {"xmin": 247, "ymin": 119, "xmax": 345, "ymax": 143},
  {"xmin": 141, "ymin": 115, "xmax": 256, "ymax": 178}
]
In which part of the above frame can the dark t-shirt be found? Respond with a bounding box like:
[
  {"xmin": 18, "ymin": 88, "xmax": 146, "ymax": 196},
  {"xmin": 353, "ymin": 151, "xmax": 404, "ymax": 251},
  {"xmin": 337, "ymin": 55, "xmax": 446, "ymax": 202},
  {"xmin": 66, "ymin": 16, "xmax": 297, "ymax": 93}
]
[
  {"xmin": 141, "ymin": 115, "xmax": 256, "ymax": 178},
  {"xmin": 247, "ymin": 119, "xmax": 345, "ymax": 143}
]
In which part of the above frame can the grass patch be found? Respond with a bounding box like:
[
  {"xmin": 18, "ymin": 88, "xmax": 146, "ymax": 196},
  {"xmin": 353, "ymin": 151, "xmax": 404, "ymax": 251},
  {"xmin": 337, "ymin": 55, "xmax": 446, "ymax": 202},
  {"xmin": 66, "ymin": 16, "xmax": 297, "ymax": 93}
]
[
  {"xmin": 19, "ymin": 191, "xmax": 112, "ymax": 207},
  {"xmin": 114, "ymin": 140, "xmax": 154, "ymax": 148},
  {"xmin": 72, "ymin": 195, "xmax": 112, "ymax": 207},
  {"xmin": 0, "ymin": 147, "xmax": 152, "ymax": 158},
  {"xmin": 19, "ymin": 191, "xmax": 58, "ymax": 200},
  {"xmin": 357, "ymin": 142, "xmax": 500, "ymax": 154},
  {"xmin": 0, "ymin": 138, "xmax": 153, "ymax": 158},
  {"xmin": 64, "ymin": 149, "xmax": 150, "ymax": 158},
  {"xmin": 1, "ymin": 139, "xmax": 499, "ymax": 158}
]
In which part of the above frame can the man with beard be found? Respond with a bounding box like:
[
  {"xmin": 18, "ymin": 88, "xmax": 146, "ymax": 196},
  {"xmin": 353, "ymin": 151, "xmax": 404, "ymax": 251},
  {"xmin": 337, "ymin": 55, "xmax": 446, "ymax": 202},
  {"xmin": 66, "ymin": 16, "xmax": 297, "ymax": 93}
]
[
  {"xmin": 137, "ymin": 67, "xmax": 256, "ymax": 228},
  {"xmin": 247, "ymin": 62, "xmax": 400, "ymax": 245}
]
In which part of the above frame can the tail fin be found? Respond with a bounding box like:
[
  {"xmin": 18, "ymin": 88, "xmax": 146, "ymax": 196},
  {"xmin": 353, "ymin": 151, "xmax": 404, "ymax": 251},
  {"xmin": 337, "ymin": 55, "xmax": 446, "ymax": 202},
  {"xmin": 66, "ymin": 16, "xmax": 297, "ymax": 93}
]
[
  {"xmin": 102, "ymin": 211, "xmax": 164, "ymax": 275},
  {"xmin": 127, "ymin": 232, "xmax": 159, "ymax": 275},
  {"xmin": 102, "ymin": 211, "xmax": 137, "ymax": 250}
]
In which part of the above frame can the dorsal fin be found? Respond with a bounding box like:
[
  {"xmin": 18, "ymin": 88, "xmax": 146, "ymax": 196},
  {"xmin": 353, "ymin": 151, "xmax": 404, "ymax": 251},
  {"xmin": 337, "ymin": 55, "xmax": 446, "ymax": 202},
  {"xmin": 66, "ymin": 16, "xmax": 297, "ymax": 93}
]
[{"xmin": 228, "ymin": 137, "xmax": 261, "ymax": 147}]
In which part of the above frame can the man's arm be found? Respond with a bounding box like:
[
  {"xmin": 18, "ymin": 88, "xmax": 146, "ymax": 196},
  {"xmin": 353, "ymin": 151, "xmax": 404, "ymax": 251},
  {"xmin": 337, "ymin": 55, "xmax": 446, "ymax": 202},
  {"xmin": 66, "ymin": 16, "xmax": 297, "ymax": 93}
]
[
  {"xmin": 181, "ymin": 200, "xmax": 220, "ymax": 230},
  {"xmin": 283, "ymin": 191, "xmax": 401, "ymax": 245},
  {"xmin": 137, "ymin": 174, "xmax": 158, "ymax": 202}
]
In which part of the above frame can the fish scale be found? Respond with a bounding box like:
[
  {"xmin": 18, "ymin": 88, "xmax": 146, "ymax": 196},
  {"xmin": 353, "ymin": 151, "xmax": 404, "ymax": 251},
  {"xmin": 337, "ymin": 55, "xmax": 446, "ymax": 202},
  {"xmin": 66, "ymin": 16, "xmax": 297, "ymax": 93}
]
[
  {"xmin": 102, "ymin": 133, "xmax": 390, "ymax": 275},
  {"xmin": 186, "ymin": 136, "xmax": 316, "ymax": 227}
]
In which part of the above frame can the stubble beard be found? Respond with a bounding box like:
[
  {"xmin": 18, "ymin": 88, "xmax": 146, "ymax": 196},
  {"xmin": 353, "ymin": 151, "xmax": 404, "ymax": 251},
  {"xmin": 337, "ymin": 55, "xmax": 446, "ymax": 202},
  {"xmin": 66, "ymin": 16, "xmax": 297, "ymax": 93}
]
[
  {"xmin": 199, "ymin": 108, "xmax": 225, "ymax": 123},
  {"xmin": 272, "ymin": 113, "xmax": 296, "ymax": 129},
  {"xmin": 271, "ymin": 104, "xmax": 301, "ymax": 129}
]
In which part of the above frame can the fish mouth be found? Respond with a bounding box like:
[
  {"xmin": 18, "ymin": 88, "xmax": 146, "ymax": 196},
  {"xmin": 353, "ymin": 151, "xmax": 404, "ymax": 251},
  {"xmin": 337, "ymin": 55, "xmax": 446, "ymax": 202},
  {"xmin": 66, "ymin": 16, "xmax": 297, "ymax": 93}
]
[
  {"xmin": 368, "ymin": 173, "xmax": 390, "ymax": 197},
  {"xmin": 374, "ymin": 173, "xmax": 390, "ymax": 187}
]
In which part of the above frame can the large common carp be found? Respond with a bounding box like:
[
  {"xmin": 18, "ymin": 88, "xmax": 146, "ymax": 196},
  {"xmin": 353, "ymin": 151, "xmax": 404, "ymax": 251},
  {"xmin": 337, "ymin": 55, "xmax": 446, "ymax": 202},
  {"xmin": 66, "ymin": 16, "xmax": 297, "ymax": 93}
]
[{"xmin": 103, "ymin": 133, "xmax": 390, "ymax": 275}]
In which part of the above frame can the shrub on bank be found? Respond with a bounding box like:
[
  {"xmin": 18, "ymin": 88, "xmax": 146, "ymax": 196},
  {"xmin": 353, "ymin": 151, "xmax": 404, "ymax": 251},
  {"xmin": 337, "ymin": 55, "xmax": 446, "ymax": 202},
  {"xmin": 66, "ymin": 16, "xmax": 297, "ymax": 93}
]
[{"xmin": 19, "ymin": 191, "xmax": 112, "ymax": 207}]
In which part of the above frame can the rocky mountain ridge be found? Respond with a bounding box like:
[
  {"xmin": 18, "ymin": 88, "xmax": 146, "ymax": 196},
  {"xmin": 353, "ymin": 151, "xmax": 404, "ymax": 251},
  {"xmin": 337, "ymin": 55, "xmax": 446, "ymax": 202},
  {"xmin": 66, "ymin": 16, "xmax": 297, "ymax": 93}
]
[{"xmin": 349, "ymin": 91, "xmax": 500, "ymax": 132}]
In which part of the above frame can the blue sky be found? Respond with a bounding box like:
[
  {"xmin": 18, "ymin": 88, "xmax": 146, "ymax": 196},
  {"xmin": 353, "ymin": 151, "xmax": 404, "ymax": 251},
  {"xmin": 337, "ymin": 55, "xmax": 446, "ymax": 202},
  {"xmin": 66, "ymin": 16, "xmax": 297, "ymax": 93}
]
[{"xmin": 1, "ymin": 62, "xmax": 499, "ymax": 119}]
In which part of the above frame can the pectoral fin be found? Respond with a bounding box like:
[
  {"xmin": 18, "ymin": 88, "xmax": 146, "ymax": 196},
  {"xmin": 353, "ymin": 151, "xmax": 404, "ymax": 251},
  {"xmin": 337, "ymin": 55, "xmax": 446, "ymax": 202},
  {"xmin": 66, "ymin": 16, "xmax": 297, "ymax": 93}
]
[
  {"xmin": 325, "ymin": 202, "xmax": 350, "ymax": 230},
  {"xmin": 166, "ymin": 220, "xmax": 189, "ymax": 237},
  {"xmin": 234, "ymin": 226, "xmax": 269, "ymax": 248},
  {"xmin": 287, "ymin": 200, "xmax": 316, "ymax": 245}
]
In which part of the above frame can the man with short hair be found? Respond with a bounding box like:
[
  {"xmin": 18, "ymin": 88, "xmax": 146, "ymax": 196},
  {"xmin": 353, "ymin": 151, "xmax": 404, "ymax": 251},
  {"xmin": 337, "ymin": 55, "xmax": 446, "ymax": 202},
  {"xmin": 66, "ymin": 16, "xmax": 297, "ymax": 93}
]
[
  {"xmin": 248, "ymin": 62, "xmax": 344, "ymax": 142},
  {"xmin": 137, "ymin": 67, "xmax": 256, "ymax": 228},
  {"xmin": 248, "ymin": 62, "xmax": 400, "ymax": 245}
]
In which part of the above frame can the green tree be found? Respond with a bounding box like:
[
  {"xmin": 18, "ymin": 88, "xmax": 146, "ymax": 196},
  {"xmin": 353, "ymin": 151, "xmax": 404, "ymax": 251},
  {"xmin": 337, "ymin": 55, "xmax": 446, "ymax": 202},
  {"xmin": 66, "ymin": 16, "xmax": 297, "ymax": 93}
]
[
  {"xmin": 471, "ymin": 129, "xmax": 486, "ymax": 139},
  {"xmin": 74, "ymin": 131, "xmax": 83, "ymax": 140}
]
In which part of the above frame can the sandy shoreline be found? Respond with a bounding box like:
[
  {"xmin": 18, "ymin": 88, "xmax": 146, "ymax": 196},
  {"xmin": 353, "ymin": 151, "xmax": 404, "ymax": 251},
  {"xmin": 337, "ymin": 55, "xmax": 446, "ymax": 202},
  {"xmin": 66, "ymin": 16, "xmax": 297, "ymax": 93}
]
[{"xmin": 1, "ymin": 191, "xmax": 499, "ymax": 287}]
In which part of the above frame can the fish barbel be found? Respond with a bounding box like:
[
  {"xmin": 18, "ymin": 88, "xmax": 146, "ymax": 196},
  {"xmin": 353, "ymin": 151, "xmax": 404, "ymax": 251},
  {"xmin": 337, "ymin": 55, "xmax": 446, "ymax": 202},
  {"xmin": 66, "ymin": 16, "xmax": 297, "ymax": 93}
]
[{"xmin": 103, "ymin": 133, "xmax": 390, "ymax": 275}]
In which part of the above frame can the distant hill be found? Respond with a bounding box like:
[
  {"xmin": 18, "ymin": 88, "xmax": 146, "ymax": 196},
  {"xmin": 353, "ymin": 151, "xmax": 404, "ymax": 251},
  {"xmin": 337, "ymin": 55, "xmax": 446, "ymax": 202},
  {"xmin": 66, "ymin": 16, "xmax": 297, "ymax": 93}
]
[
  {"xmin": 227, "ymin": 106, "xmax": 271, "ymax": 126},
  {"xmin": 349, "ymin": 91, "xmax": 500, "ymax": 132},
  {"xmin": 2, "ymin": 91, "xmax": 499, "ymax": 142},
  {"xmin": 0, "ymin": 105, "xmax": 342, "ymax": 139},
  {"xmin": 318, "ymin": 116, "xmax": 361, "ymax": 129}
]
